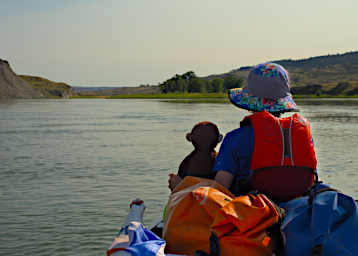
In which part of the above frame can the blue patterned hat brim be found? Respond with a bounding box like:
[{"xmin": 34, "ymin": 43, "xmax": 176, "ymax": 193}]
[{"xmin": 228, "ymin": 88, "xmax": 299, "ymax": 113}]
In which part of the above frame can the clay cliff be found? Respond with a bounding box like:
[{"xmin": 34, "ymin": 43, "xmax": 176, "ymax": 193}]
[{"xmin": 0, "ymin": 59, "xmax": 44, "ymax": 99}]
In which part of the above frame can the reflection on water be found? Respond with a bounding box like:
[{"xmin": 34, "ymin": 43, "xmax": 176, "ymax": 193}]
[{"xmin": 0, "ymin": 98, "xmax": 358, "ymax": 256}]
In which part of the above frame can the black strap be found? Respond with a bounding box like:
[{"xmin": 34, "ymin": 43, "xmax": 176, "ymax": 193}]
[
  {"xmin": 194, "ymin": 251, "xmax": 209, "ymax": 256},
  {"xmin": 308, "ymin": 187, "xmax": 338, "ymax": 205},
  {"xmin": 194, "ymin": 233, "xmax": 220, "ymax": 256},
  {"xmin": 209, "ymin": 233, "xmax": 220, "ymax": 256}
]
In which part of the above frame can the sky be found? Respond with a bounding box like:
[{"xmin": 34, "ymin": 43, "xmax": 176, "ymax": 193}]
[{"xmin": 1, "ymin": 0, "xmax": 358, "ymax": 87}]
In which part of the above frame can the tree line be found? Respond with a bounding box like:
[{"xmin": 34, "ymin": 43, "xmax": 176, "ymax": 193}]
[{"xmin": 159, "ymin": 71, "xmax": 244, "ymax": 93}]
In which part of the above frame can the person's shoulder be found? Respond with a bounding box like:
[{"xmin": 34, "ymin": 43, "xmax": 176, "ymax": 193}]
[
  {"xmin": 222, "ymin": 126, "xmax": 254, "ymax": 147},
  {"xmin": 225, "ymin": 125, "xmax": 252, "ymax": 138}
]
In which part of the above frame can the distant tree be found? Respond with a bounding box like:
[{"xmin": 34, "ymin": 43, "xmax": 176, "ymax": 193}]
[
  {"xmin": 182, "ymin": 71, "xmax": 196, "ymax": 81},
  {"xmin": 211, "ymin": 78, "xmax": 224, "ymax": 93},
  {"xmin": 182, "ymin": 79, "xmax": 189, "ymax": 92},
  {"xmin": 167, "ymin": 80, "xmax": 176, "ymax": 93},
  {"xmin": 160, "ymin": 72, "xmax": 198, "ymax": 93},
  {"xmin": 172, "ymin": 74, "xmax": 181, "ymax": 92},
  {"xmin": 224, "ymin": 76, "xmax": 244, "ymax": 91},
  {"xmin": 206, "ymin": 80, "xmax": 215, "ymax": 93},
  {"xmin": 189, "ymin": 78, "xmax": 206, "ymax": 93},
  {"xmin": 160, "ymin": 71, "xmax": 242, "ymax": 94},
  {"xmin": 159, "ymin": 83, "xmax": 168, "ymax": 93},
  {"xmin": 176, "ymin": 77, "xmax": 187, "ymax": 93},
  {"xmin": 200, "ymin": 80, "xmax": 207, "ymax": 93}
]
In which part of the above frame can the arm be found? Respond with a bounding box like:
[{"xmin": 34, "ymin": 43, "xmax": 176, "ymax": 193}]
[
  {"xmin": 168, "ymin": 173, "xmax": 182, "ymax": 191},
  {"xmin": 212, "ymin": 127, "xmax": 251, "ymax": 192},
  {"xmin": 212, "ymin": 133, "xmax": 236, "ymax": 189}
]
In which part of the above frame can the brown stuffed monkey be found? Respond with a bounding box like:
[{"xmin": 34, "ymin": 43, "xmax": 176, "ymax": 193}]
[{"xmin": 168, "ymin": 121, "xmax": 222, "ymax": 191}]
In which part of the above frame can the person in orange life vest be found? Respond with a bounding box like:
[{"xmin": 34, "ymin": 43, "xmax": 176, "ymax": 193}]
[
  {"xmin": 213, "ymin": 63, "xmax": 317, "ymax": 196},
  {"xmin": 168, "ymin": 121, "xmax": 223, "ymax": 191}
]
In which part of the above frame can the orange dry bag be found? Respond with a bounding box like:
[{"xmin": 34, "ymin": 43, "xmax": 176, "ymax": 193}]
[{"xmin": 163, "ymin": 176, "xmax": 282, "ymax": 256}]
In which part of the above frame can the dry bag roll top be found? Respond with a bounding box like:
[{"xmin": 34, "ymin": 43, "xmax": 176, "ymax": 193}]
[{"xmin": 163, "ymin": 176, "xmax": 283, "ymax": 256}]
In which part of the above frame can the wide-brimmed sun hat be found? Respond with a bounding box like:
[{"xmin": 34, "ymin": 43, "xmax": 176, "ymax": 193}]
[{"xmin": 229, "ymin": 63, "xmax": 299, "ymax": 113}]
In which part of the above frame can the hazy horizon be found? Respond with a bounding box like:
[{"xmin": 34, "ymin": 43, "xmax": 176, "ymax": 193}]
[{"xmin": 1, "ymin": 0, "xmax": 358, "ymax": 87}]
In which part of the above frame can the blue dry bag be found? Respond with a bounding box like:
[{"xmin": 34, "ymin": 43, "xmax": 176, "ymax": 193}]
[
  {"xmin": 280, "ymin": 183, "xmax": 358, "ymax": 256},
  {"xmin": 107, "ymin": 222, "xmax": 166, "ymax": 256}
]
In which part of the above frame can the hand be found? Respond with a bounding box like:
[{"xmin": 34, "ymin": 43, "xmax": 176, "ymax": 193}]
[{"xmin": 168, "ymin": 173, "xmax": 182, "ymax": 191}]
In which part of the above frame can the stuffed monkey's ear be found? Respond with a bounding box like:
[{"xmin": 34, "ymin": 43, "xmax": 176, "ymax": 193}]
[
  {"xmin": 186, "ymin": 133, "xmax": 192, "ymax": 142},
  {"xmin": 218, "ymin": 134, "xmax": 223, "ymax": 143}
]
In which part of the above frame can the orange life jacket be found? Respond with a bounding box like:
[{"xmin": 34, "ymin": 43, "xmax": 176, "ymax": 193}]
[{"xmin": 243, "ymin": 111, "xmax": 317, "ymax": 170}]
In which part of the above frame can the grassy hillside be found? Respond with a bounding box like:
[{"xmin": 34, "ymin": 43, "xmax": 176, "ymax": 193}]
[
  {"xmin": 206, "ymin": 51, "xmax": 358, "ymax": 95},
  {"xmin": 275, "ymin": 52, "xmax": 358, "ymax": 86},
  {"xmin": 19, "ymin": 75, "xmax": 74, "ymax": 98}
]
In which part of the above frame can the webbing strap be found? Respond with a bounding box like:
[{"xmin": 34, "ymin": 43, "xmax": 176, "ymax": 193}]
[
  {"xmin": 309, "ymin": 187, "xmax": 338, "ymax": 255},
  {"xmin": 308, "ymin": 187, "xmax": 338, "ymax": 205},
  {"xmin": 277, "ymin": 115, "xmax": 294, "ymax": 166},
  {"xmin": 194, "ymin": 233, "xmax": 220, "ymax": 256}
]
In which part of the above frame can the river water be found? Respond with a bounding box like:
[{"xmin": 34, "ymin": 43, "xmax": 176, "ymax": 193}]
[{"xmin": 0, "ymin": 98, "xmax": 358, "ymax": 256}]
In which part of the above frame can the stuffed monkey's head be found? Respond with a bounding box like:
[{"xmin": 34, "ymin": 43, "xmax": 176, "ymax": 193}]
[{"xmin": 186, "ymin": 121, "xmax": 222, "ymax": 150}]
